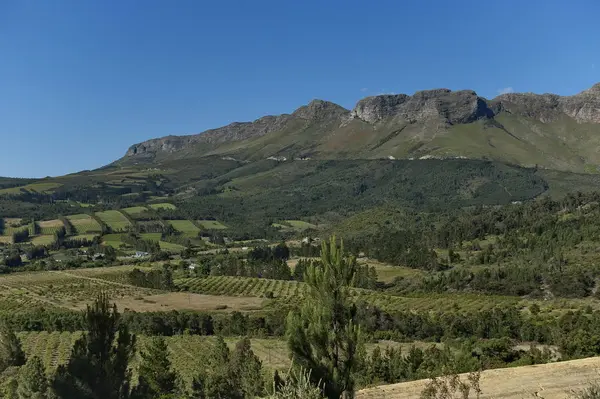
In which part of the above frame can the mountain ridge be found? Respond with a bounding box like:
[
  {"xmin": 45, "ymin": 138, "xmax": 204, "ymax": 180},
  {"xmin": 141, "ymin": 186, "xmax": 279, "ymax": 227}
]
[{"xmin": 122, "ymin": 83, "xmax": 600, "ymax": 173}]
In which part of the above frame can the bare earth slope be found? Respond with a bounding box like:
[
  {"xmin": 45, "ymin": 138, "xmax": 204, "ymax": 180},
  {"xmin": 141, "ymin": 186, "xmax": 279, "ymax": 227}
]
[{"xmin": 357, "ymin": 357, "xmax": 600, "ymax": 399}]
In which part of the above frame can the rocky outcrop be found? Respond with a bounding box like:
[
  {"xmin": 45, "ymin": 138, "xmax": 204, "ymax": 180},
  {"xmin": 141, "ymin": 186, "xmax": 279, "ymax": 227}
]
[
  {"xmin": 351, "ymin": 89, "xmax": 493, "ymax": 124},
  {"xmin": 292, "ymin": 99, "xmax": 350, "ymax": 121},
  {"xmin": 494, "ymin": 84, "xmax": 600, "ymax": 123}
]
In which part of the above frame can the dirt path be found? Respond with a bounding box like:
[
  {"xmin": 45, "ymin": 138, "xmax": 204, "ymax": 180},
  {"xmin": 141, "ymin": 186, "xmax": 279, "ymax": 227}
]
[{"xmin": 357, "ymin": 357, "xmax": 600, "ymax": 399}]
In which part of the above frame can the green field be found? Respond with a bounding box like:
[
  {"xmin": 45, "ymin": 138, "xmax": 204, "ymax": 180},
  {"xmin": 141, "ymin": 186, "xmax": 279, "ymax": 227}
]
[
  {"xmin": 121, "ymin": 206, "xmax": 148, "ymax": 217},
  {"xmin": 197, "ymin": 220, "xmax": 227, "ymax": 230},
  {"xmin": 66, "ymin": 214, "xmax": 102, "ymax": 234},
  {"xmin": 140, "ymin": 233, "xmax": 162, "ymax": 241},
  {"xmin": 285, "ymin": 220, "xmax": 317, "ymax": 230},
  {"xmin": 95, "ymin": 210, "xmax": 132, "ymax": 232},
  {"xmin": 102, "ymin": 233, "xmax": 125, "ymax": 248},
  {"xmin": 168, "ymin": 220, "xmax": 200, "ymax": 236},
  {"xmin": 149, "ymin": 203, "xmax": 177, "ymax": 210},
  {"xmin": 159, "ymin": 240, "xmax": 186, "ymax": 252},
  {"xmin": 31, "ymin": 235, "xmax": 56, "ymax": 246}
]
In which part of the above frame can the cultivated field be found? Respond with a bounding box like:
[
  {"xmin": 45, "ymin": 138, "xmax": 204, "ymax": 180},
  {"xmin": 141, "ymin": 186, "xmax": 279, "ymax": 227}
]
[
  {"xmin": 110, "ymin": 292, "xmax": 265, "ymax": 312},
  {"xmin": 66, "ymin": 214, "xmax": 102, "ymax": 234},
  {"xmin": 31, "ymin": 235, "xmax": 56, "ymax": 246},
  {"xmin": 357, "ymin": 356, "xmax": 600, "ymax": 399},
  {"xmin": 121, "ymin": 206, "xmax": 149, "ymax": 218},
  {"xmin": 168, "ymin": 220, "xmax": 200, "ymax": 236},
  {"xmin": 38, "ymin": 219, "xmax": 66, "ymax": 235},
  {"xmin": 95, "ymin": 210, "xmax": 132, "ymax": 232},
  {"xmin": 0, "ymin": 267, "xmax": 156, "ymax": 310},
  {"xmin": 196, "ymin": 220, "xmax": 227, "ymax": 230},
  {"xmin": 0, "ymin": 182, "xmax": 62, "ymax": 195}
]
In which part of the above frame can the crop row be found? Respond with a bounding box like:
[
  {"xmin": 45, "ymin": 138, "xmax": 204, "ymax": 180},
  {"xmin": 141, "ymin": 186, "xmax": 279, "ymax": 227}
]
[{"xmin": 175, "ymin": 276, "xmax": 309, "ymax": 299}]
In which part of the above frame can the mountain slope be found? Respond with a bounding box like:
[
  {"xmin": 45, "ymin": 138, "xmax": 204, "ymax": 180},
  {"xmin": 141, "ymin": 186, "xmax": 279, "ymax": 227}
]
[{"xmin": 121, "ymin": 84, "xmax": 600, "ymax": 173}]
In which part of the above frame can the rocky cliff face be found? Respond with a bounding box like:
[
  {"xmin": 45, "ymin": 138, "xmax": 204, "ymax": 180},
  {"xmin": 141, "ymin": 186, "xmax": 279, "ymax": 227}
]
[
  {"xmin": 494, "ymin": 84, "xmax": 600, "ymax": 124},
  {"xmin": 350, "ymin": 89, "xmax": 494, "ymax": 124}
]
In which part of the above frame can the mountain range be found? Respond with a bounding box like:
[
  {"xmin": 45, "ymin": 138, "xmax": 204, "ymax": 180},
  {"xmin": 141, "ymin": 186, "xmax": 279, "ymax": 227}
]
[{"xmin": 122, "ymin": 83, "xmax": 600, "ymax": 173}]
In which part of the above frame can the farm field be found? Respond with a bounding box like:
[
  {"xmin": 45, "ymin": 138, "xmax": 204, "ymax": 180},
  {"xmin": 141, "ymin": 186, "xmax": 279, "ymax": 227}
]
[
  {"xmin": 159, "ymin": 240, "xmax": 186, "ymax": 252},
  {"xmin": 149, "ymin": 203, "xmax": 177, "ymax": 210},
  {"xmin": 2, "ymin": 218, "xmax": 29, "ymax": 236},
  {"xmin": 31, "ymin": 235, "xmax": 55, "ymax": 246},
  {"xmin": 168, "ymin": 220, "xmax": 200, "ymax": 236},
  {"xmin": 285, "ymin": 220, "xmax": 317, "ymax": 230},
  {"xmin": 37, "ymin": 219, "xmax": 65, "ymax": 235},
  {"xmin": 66, "ymin": 214, "xmax": 102, "ymax": 234},
  {"xmin": 140, "ymin": 232, "xmax": 162, "ymax": 241},
  {"xmin": 15, "ymin": 331, "xmax": 420, "ymax": 385},
  {"xmin": 95, "ymin": 210, "xmax": 131, "ymax": 232},
  {"xmin": 0, "ymin": 267, "xmax": 157, "ymax": 310},
  {"xmin": 0, "ymin": 182, "xmax": 62, "ymax": 195},
  {"xmin": 121, "ymin": 206, "xmax": 148, "ymax": 217},
  {"xmin": 111, "ymin": 292, "xmax": 265, "ymax": 312},
  {"xmin": 102, "ymin": 233, "xmax": 125, "ymax": 248},
  {"xmin": 196, "ymin": 220, "xmax": 227, "ymax": 230}
]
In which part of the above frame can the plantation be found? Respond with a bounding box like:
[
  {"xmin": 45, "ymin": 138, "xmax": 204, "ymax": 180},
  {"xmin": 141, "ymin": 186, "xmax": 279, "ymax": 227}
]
[{"xmin": 95, "ymin": 210, "xmax": 132, "ymax": 232}]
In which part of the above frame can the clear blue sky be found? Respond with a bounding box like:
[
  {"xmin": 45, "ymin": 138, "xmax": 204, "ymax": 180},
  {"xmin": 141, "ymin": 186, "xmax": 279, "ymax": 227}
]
[{"xmin": 1, "ymin": 0, "xmax": 598, "ymax": 177}]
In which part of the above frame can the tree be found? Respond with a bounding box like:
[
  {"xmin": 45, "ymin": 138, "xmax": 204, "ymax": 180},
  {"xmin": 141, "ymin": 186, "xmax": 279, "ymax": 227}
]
[
  {"xmin": 17, "ymin": 356, "xmax": 53, "ymax": 399},
  {"xmin": 267, "ymin": 367, "xmax": 324, "ymax": 399},
  {"xmin": 52, "ymin": 293, "xmax": 136, "ymax": 399},
  {"xmin": 192, "ymin": 336, "xmax": 236, "ymax": 398},
  {"xmin": 132, "ymin": 337, "xmax": 178, "ymax": 399},
  {"xmin": 0, "ymin": 323, "xmax": 26, "ymax": 373},
  {"xmin": 286, "ymin": 236, "xmax": 364, "ymax": 399},
  {"xmin": 230, "ymin": 337, "xmax": 264, "ymax": 398}
]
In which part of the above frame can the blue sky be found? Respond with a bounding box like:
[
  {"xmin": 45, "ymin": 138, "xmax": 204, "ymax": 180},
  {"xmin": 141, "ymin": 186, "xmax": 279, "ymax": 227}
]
[{"xmin": 1, "ymin": 0, "xmax": 598, "ymax": 177}]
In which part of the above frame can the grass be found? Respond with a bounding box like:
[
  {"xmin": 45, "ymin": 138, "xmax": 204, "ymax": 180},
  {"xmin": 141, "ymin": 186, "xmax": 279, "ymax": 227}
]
[
  {"xmin": 285, "ymin": 220, "xmax": 317, "ymax": 230},
  {"xmin": 31, "ymin": 235, "xmax": 56, "ymax": 246},
  {"xmin": 140, "ymin": 233, "xmax": 162, "ymax": 242},
  {"xmin": 0, "ymin": 236, "xmax": 12, "ymax": 244},
  {"xmin": 95, "ymin": 210, "xmax": 132, "ymax": 232},
  {"xmin": 159, "ymin": 241, "xmax": 185, "ymax": 252},
  {"xmin": 66, "ymin": 214, "xmax": 102, "ymax": 234},
  {"xmin": 38, "ymin": 219, "xmax": 65, "ymax": 235},
  {"xmin": 196, "ymin": 220, "xmax": 227, "ymax": 230},
  {"xmin": 149, "ymin": 203, "xmax": 177, "ymax": 210},
  {"xmin": 361, "ymin": 259, "xmax": 426, "ymax": 283},
  {"xmin": 168, "ymin": 220, "xmax": 200, "ymax": 236},
  {"xmin": 121, "ymin": 206, "xmax": 148, "ymax": 217},
  {"xmin": 102, "ymin": 233, "xmax": 126, "ymax": 248}
]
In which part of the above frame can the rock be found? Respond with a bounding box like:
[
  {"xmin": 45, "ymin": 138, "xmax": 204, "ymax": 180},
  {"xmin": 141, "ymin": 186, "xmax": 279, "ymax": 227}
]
[{"xmin": 350, "ymin": 89, "xmax": 493, "ymax": 124}]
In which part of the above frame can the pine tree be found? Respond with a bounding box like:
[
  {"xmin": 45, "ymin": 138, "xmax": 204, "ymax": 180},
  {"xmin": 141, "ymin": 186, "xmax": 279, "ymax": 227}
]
[
  {"xmin": 230, "ymin": 337, "xmax": 264, "ymax": 398},
  {"xmin": 286, "ymin": 236, "xmax": 364, "ymax": 399},
  {"xmin": 0, "ymin": 323, "xmax": 26, "ymax": 373},
  {"xmin": 191, "ymin": 336, "xmax": 236, "ymax": 399},
  {"xmin": 17, "ymin": 356, "xmax": 53, "ymax": 399},
  {"xmin": 52, "ymin": 293, "xmax": 136, "ymax": 399},
  {"xmin": 132, "ymin": 337, "xmax": 178, "ymax": 399}
]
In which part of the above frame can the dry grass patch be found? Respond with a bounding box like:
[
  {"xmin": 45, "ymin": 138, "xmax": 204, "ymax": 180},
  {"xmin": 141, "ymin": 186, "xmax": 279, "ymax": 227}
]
[
  {"xmin": 357, "ymin": 356, "xmax": 600, "ymax": 399},
  {"xmin": 110, "ymin": 292, "xmax": 266, "ymax": 312}
]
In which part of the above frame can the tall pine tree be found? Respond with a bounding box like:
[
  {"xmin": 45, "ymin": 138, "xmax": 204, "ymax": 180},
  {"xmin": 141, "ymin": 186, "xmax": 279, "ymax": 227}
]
[
  {"xmin": 52, "ymin": 293, "xmax": 136, "ymax": 399},
  {"xmin": 230, "ymin": 338, "xmax": 264, "ymax": 398},
  {"xmin": 132, "ymin": 337, "xmax": 179, "ymax": 399},
  {"xmin": 17, "ymin": 356, "xmax": 53, "ymax": 399},
  {"xmin": 286, "ymin": 236, "xmax": 364, "ymax": 399},
  {"xmin": 0, "ymin": 323, "xmax": 26, "ymax": 373}
]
